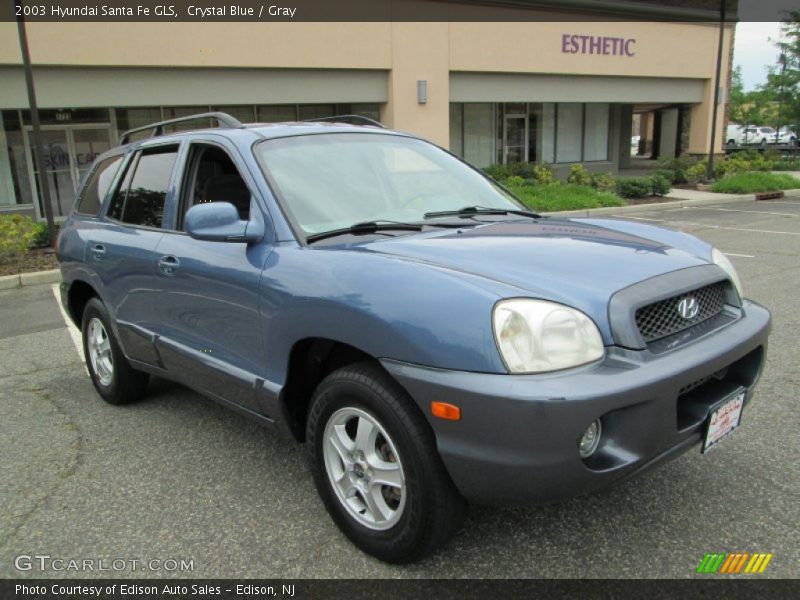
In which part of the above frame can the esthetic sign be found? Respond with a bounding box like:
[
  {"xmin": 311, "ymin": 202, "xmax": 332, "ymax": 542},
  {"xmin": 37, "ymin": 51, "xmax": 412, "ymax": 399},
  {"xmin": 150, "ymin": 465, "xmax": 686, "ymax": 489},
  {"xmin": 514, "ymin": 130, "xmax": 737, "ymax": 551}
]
[{"xmin": 562, "ymin": 34, "xmax": 636, "ymax": 57}]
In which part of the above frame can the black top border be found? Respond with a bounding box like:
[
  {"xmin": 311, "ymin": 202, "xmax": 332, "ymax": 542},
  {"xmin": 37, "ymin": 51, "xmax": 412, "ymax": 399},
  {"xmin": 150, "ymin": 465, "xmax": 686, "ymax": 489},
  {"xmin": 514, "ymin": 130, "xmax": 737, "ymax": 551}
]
[{"xmin": 1, "ymin": 0, "xmax": 796, "ymax": 23}]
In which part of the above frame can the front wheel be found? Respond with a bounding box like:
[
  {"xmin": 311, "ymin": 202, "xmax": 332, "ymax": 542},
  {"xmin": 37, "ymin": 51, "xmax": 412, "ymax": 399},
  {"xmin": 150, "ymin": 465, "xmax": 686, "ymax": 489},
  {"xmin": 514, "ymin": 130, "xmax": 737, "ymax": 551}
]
[
  {"xmin": 82, "ymin": 297, "xmax": 149, "ymax": 405},
  {"xmin": 306, "ymin": 362, "xmax": 466, "ymax": 563}
]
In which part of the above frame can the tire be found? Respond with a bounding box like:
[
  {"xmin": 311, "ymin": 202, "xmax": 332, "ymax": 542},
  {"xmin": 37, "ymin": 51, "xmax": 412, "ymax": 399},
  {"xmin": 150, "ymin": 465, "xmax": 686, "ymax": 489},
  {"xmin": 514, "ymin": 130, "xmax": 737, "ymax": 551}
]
[
  {"xmin": 306, "ymin": 362, "xmax": 466, "ymax": 563},
  {"xmin": 81, "ymin": 297, "xmax": 149, "ymax": 405}
]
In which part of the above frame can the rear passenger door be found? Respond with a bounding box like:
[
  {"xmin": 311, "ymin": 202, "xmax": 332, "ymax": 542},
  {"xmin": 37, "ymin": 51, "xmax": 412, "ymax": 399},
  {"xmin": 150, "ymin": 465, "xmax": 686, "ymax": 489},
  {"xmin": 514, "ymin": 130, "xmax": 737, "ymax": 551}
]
[
  {"xmin": 91, "ymin": 142, "xmax": 180, "ymax": 365},
  {"xmin": 150, "ymin": 139, "xmax": 272, "ymax": 414}
]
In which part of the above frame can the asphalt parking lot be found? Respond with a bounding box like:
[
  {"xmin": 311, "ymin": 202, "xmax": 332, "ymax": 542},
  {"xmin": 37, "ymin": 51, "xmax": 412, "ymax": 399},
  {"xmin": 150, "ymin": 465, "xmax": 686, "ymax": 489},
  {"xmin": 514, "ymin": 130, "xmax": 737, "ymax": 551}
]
[{"xmin": 1, "ymin": 196, "xmax": 798, "ymax": 579}]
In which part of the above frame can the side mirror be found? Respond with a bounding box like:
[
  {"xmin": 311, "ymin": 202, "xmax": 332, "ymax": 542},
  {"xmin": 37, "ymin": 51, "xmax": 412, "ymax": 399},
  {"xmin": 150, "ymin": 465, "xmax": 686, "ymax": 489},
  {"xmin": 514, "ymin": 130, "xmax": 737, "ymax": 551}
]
[{"xmin": 185, "ymin": 202, "xmax": 263, "ymax": 243}]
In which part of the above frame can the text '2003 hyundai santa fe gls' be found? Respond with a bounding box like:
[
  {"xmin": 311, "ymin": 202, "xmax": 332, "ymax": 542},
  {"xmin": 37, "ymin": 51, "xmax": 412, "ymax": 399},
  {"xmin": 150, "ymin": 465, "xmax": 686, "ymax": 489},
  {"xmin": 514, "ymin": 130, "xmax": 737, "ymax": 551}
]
[{"xmin": 57, "ymin": 113, "xmax": 771, "ymax": 563}]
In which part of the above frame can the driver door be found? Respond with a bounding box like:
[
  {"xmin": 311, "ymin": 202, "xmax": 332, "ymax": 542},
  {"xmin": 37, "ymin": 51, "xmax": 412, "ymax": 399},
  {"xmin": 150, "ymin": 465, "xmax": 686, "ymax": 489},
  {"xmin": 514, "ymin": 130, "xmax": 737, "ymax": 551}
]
[{"xmin": 151, "ymin": 139, "xmax": 273, "ymax": 415}]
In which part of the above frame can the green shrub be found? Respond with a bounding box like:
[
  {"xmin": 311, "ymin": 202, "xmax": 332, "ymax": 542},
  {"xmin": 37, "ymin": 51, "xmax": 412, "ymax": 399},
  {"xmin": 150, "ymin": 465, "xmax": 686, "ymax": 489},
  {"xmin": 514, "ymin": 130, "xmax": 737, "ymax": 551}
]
[
  {"xmin": 485, "ymin": 162, "xmax": 555, "ymax": 185},
  {"xmin": 31, "ymin": 222, "xmax": 49, "ymax": 248},
  {"xmin": 710, "ymin": 172, "xmax": 800, "ymax": 194},
  {"xmin": 507, "ymin": 162, "xmax": 536, "ymax": 179},
  {"xmin": 773, "ymin": 158, "xmax": 800, "ymax": 171},
  {"xmin": 589, "ymin": 172, "xmax": 616, "ymax": 193},
  {"xmin": 615, "ymin": 176, "xmax": 652, "ymax": 198},
  {"xmin": 656, "ymin": 155, "xmax": 698, "ymax": 184},
  {"xmin": 483, "ymin": 164, "xmax": 512, "ymax": 181},
  {"xmin": 506, "ymin": 175, "xmax": 526, "ymax": 187},
  {"xmin": 649, "ymin": 174, "xmax": 672, "ymax": 196},
  {"xmin": 0, "ymin": 214, "xmax": 38, "ymax": 264},
  {"xmin": 651, "ymin": 169, "xmax": 676, "ymax": 183},
  {"xmin": 566, "ymin": 163, "xmax": 592, "ymax": 186},
  {"xmin": 686, "ymin": 160, "xmax": 708, "ymax": 184},
  {"xmin": 532, "ymin": 163, "xmax": 555, "ymax": 185},
  {"xmin": 508, "ymin": 183, "xmax": 624, "ymax": 212}
]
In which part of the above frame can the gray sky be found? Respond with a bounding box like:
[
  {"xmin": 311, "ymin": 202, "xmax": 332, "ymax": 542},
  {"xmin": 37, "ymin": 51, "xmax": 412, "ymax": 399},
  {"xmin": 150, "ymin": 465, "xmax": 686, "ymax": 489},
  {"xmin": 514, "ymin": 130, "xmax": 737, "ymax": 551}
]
[{"xmin": 734, "ymin": 22, "xmax": 784, "ymax": 91}]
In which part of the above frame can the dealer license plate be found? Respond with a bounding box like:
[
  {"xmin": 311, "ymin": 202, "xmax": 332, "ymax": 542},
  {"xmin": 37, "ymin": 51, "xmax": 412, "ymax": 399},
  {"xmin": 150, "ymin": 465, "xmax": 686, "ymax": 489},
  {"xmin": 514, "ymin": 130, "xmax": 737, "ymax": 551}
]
[{"xmin": 702, "ymin": 390, "xmax": 745, "ymax": 453}]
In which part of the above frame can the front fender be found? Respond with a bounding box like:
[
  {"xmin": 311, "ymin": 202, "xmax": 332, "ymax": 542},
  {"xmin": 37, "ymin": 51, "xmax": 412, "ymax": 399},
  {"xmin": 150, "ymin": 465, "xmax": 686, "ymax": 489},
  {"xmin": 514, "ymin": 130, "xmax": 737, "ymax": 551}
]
[{"xmin": 259, "ymin": 245, "xmax": 516, "ymax": 389}]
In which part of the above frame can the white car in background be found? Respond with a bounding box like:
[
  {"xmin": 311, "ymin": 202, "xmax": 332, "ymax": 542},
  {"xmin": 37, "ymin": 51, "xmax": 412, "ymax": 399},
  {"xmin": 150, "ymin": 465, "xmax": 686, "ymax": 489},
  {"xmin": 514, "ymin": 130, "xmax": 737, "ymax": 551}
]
[
  {"xmin": 775, "ymin": 127, "xmax": 797, "ymax": 145},
  {"xmin": 739, "ymin": 126, "xmax": 776, "ymax": 145},
  {"xmin": 726, "ymin": 124, "xmax": 742, "ymax": 146}
]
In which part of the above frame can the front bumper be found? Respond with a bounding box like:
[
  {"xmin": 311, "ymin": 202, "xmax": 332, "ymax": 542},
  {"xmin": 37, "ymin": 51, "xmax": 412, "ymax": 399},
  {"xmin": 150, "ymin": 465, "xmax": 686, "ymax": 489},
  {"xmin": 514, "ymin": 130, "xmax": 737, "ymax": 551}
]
[{"xmin": 381, "ymin": 301, "xmax": 771, "ymax": 505}]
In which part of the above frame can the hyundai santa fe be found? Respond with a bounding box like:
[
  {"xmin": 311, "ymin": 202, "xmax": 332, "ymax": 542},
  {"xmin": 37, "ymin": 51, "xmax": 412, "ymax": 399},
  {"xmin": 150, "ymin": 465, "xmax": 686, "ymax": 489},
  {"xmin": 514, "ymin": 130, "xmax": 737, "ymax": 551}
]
[{"xmin": 57, "ymin": 113, "xmax": 771, "ymax": 563}]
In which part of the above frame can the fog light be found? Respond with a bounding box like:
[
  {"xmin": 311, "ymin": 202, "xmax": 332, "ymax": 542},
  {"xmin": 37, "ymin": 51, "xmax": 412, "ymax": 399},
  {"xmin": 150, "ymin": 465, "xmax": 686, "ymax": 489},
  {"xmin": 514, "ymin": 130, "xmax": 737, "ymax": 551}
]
[{"xmin": 578, "ymin": 419, "xmax": 602, "ymax": 458}]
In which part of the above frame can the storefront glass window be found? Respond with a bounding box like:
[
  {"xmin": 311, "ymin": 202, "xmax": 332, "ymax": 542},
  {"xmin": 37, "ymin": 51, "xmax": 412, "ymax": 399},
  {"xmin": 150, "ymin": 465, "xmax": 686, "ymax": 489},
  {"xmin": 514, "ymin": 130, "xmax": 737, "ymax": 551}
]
[
  {"xmin": 115, "ymin": 108, "xmax": 163, "ymax": 142},
  {"xmin": 162, "ymin": 107, "xmax": 213, "ymax": 132},
  {"xmin": 449, "ymin": 104, "xmax": 463, "ymax": 156},
  {"xmin": 0, "ymin": 111, "xmax": 27, "ymax": 206},
  {"xmin": 583, "ymin": 103, "xmax": 610, "ymax": 161},
  {"xmin": 463, "ymin": 103, "xmax": 494, "ymax": 168},
  {"xmin": 528, "ymin": 103, "xmax": 542, "ymax": 163},
  {"xmin": 298, "ymin": 104, "xmax": 336, "ymax": 120},
  {"xmin": 347, "ymin": 104, "xmax": 381, "ymax": 122},
  {"xmin": 212, "ymin": 106, "xmax": 257, "ymax": 124},
  {"xmin": 257, "ymin": 105, "xmax": 298, "ymax": 122},
  {"xmin": 541, "ymin": 103, "xmax": 556, "ymax": 164},
  {"xmin": 556, "ymin": 103, "xmax": 583, "ymax": 163}
]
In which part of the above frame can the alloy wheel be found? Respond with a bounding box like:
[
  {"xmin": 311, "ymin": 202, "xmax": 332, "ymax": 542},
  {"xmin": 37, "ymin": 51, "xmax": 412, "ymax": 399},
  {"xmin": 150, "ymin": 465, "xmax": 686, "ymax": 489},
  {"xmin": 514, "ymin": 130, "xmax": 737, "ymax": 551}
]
[
  {"xmin": 87, "ymin": 317, "xmax": 114, "ymax": 387},
  {"xmin": 322, "ymin": 407, "xmax": 406, "ymax": 531}
]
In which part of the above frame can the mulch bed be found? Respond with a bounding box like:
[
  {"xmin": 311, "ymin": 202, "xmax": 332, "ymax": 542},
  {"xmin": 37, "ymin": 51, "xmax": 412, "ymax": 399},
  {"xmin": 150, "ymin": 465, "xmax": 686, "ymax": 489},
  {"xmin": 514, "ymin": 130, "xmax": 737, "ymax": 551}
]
[{"xmin": 0, "ymin": 247, "xmax": 59, "ymax": 277}]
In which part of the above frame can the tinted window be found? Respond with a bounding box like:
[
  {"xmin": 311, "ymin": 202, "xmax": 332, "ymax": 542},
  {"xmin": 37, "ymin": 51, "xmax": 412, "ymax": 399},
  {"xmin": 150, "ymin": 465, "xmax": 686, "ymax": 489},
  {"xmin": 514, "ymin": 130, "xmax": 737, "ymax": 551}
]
[
  {"xmin": 75, "ymin": 155, "xmax": 123, "ymax": 216},
  {"xmin": 107, "ymin": 146, "xmax": 178, "ymax": 228},
  {"xmin": 181, "ymin": 145, "xmax": 250, "ymax": 228}
]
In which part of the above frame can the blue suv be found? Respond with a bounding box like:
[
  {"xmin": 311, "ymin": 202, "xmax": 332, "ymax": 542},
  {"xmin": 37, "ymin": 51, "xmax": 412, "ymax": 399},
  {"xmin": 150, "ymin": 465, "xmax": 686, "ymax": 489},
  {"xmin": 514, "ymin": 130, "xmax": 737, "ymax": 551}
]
[{"xmin": 58, "ymin": 113, "xmax": 771, "ymax": 563}]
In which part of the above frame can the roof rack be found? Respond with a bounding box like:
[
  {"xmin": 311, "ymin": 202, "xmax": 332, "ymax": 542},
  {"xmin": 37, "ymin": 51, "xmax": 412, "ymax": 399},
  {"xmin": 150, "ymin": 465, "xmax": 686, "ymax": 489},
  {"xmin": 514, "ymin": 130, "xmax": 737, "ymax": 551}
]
[
  {"xmin": 306, "ymin": 115, "xmax": 385, "ymax": 128},
  {"xmin": 119, "ymin": 112, "xmax": 244, "ymax": 145}
]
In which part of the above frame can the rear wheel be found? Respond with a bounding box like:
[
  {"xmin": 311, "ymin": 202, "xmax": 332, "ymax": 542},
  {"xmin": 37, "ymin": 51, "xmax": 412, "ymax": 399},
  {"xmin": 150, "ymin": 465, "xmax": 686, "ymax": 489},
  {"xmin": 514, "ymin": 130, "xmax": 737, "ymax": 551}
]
[
  {"xmin": 82, "ymin": 298, "xmax": 149, "ymax": 405},
  {"xmin": 307, "ymin": 362, "xmax": 466, "ymax": 563}
]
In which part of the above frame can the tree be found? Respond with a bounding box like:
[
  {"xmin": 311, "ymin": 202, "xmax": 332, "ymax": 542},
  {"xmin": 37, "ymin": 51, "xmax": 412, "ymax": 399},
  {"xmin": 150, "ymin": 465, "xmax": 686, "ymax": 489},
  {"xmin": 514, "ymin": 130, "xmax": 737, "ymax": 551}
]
[
  {"xmin": 728, "ymin": 65, "xmax": 747, "ymax": 125},
  {"xmin": 761, "ymin": 11, "xmax": 800, "ymax": 131}
]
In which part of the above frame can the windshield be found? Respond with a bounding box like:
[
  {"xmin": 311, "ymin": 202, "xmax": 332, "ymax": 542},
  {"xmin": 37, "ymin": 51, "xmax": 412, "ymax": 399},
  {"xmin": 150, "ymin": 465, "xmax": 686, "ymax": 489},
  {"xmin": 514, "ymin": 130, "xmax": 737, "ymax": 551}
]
[{"xmin": 254, "ymin": 133, "xmax": 524, "ymax": 235}]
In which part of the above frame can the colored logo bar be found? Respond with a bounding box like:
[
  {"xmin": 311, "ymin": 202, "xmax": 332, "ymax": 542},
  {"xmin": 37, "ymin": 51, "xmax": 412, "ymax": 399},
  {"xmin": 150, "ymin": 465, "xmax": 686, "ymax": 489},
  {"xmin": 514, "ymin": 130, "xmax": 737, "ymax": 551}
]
[{"xmin": 696, "ymin": 553, "xmax": 773, "ymax": 574}]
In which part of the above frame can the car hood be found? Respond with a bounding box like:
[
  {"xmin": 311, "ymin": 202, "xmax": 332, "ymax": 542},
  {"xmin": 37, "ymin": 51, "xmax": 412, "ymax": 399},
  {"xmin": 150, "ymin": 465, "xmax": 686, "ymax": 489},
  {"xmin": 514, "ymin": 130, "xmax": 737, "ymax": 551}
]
[{"xmin": 358, "ymin": 218, "xmax": 712, "ymax": 341}]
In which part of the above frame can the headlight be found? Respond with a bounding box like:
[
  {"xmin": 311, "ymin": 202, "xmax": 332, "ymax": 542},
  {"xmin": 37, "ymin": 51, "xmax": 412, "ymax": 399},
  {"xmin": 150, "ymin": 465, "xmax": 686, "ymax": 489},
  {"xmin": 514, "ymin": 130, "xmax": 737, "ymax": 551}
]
[
  {"xmin": 712, "ymin": 248, "xmax": 743, "ymax": 298},
  {"xmin": 493, "ymin": 299, "xmax": 605, "ymax": 374}
]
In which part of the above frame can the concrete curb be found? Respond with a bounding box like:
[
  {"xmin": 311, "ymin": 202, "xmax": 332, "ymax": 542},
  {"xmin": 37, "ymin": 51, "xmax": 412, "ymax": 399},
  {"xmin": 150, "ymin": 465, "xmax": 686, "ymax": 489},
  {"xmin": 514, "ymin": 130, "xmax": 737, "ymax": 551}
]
[
  {"xmin": 543, "ymin": 192, "xmax": 756, "ymax": 218},
  {"xmin": 0, "ymin": 269, "xmax": 61, "ymax": 290},
  {"xmin": 0, "ymin": 274, "xmax": 20, "ymax": 290}
]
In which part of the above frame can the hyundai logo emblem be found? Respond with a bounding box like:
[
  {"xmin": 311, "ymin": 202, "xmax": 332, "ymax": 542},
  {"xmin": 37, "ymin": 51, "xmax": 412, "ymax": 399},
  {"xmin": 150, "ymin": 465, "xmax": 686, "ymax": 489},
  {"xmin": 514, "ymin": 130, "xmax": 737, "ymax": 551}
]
[{"xmin": 677, "ymin": 297, "xmax": 700, "ymax": 320}]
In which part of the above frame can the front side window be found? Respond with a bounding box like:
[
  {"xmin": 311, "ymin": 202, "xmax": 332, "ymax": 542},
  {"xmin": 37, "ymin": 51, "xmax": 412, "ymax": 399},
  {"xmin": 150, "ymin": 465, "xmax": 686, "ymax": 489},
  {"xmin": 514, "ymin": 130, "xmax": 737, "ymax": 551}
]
[
  {"xmin": 75, "ymin": 154, "xmax": 123, "ymax": 216},
  {"xmin": 180, "ymin": 144, "xmax": 251, "ymax": 228},
  {"xmin": 107, "ymin": 146, "xmax": 178, "ymax": 228},
  {"xmin": 255, "ymin": 133, "xmax": 522, "ymax": 236}
]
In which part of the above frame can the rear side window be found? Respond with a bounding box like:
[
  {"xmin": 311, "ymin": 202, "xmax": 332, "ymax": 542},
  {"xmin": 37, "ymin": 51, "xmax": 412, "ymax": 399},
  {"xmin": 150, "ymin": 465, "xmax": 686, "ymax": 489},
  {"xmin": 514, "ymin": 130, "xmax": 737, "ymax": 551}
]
[
  {"xmin": 108, "ymin": 146, "xmax": 179, "ymax": 228},
  {"xmin": 75, "ymin": 155, "xmax": 123, "ymax": 216}
]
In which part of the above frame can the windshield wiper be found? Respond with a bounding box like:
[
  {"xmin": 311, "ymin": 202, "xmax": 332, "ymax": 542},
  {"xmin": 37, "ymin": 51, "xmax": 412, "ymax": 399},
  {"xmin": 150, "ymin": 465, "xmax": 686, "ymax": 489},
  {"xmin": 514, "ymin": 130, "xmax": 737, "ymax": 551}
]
[
  {"xmin": 305, "ymin": 221, "xmax": 423, "ymax": 244},
  {"xmin": 423, "ymin": 205, "xmax": 540, "ymax": 220}
]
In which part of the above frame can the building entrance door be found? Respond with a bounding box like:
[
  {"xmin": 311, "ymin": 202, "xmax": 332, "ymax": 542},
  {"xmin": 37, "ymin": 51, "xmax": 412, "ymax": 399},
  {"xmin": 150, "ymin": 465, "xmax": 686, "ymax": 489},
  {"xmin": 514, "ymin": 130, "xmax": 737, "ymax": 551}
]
[
  {"xmin": 24, "ymin": 124, "xmax": 114, "ymax": 219},
  {"xmin": 503, "ymin": 114, "xmax": 528, "ymax": 164}
]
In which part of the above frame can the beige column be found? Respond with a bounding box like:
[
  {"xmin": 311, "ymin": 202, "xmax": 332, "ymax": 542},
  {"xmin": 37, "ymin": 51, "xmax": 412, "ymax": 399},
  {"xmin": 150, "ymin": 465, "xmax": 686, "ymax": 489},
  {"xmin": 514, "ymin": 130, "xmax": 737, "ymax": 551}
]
[
  {"xmin": 687, "ymin": 24, "xmax": 734, "ymax": 155},
  {"xmin": 381, "ymin": 19, "xmax": 450, "ymax": 147}
]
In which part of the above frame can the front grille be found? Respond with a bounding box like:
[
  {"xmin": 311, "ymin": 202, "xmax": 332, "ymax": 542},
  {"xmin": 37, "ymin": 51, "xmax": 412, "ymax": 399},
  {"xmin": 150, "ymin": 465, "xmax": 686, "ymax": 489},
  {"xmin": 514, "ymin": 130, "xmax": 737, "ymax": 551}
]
[{"xmin": 635, "ymin": 282, "xmax": 726, "ymax": 343}]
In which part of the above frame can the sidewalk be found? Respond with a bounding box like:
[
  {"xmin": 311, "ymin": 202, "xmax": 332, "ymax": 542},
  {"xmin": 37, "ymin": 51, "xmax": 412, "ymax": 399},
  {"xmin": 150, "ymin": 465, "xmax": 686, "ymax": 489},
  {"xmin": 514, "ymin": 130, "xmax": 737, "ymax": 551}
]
[{"xmin": 664, "ymin": 188, "xmax": 743, "ymax": 202}]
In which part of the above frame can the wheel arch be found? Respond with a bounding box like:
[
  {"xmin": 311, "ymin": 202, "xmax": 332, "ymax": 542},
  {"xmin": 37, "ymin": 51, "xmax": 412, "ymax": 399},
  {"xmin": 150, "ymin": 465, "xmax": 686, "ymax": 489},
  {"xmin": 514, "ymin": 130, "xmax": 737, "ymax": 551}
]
[
  {"xmin": 65, "ymin": 279, "xmax": 99, "ymax": 329},
  {"xmin": 280, "ymin": 337, "xmax": 393, "ymax": 442}
]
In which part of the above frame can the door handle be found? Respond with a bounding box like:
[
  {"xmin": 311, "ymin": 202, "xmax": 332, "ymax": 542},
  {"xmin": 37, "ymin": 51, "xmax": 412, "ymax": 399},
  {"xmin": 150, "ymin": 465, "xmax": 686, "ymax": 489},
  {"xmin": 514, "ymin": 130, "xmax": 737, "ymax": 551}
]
[
  {"xmin": 158, "ymin": 255, "xmax": 180, "ymax": 276},
  {"xmin": 90, "ymin": 244, "xmax": 106, "ymax": 260}
]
